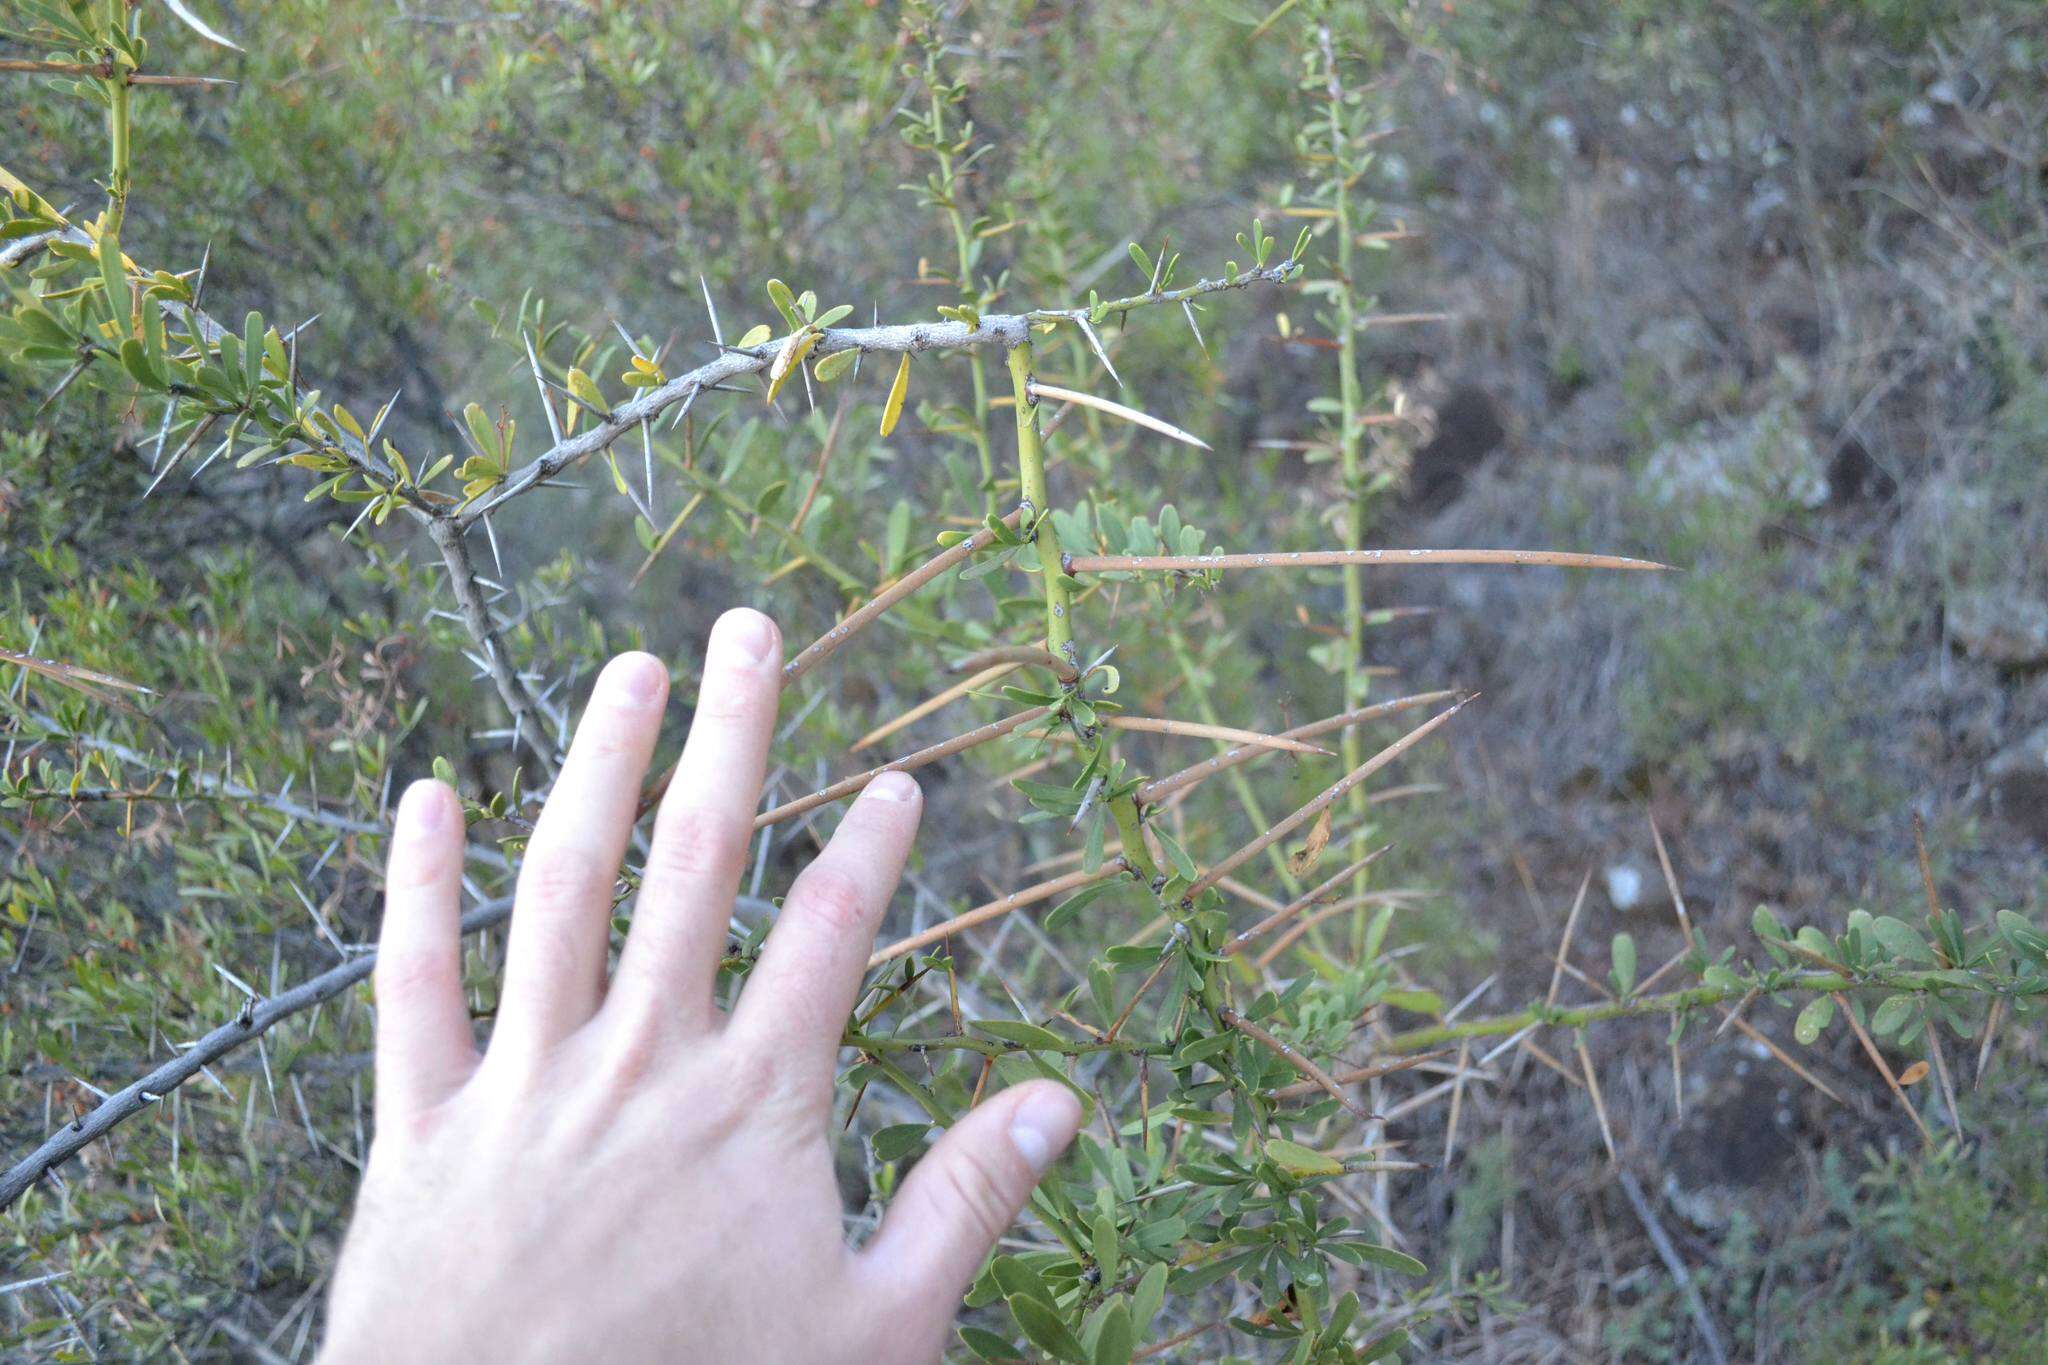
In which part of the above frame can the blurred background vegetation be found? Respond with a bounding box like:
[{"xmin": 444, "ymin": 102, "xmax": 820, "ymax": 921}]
[{"xmin": 3, "ymin": 0, "xmax": 2045, "ymax": 1359}]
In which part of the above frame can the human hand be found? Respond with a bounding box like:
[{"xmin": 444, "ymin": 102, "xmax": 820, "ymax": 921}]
[{"xmin": 323, "ymin": 608, "xmax": 1083, "ymax": 1363}]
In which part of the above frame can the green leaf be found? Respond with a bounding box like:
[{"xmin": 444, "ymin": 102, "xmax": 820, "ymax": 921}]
[
  {"xmin": 1264, "ymin": 1138, "xmax": 1344, "ymax": 1178},
  {"xmin": 463, "ymin": 403, "xmax": 500, "ymax": 467},
  {"xmin": 957, "ymin": 1326, "xmax": 1021, "ymax": 1362},
  {"xmin": 990, "ymin": 1256, "xmax": 1054, "ymax": 1309},
  {"xmin": 765, "ymin": 277, "xmax": 797, "ymax": 328},
  {"xmin": 813, "ymin": 346, "xmax": 858, "ymax": 383},
  {"xmin": 1090, "ymin": 1214, "xmax": 1121, "ymax": 1288},
  {"xmin": 1610, "ymin": 932, "xmax": 1637, "ymax": 996},
  {"xmin": 1345, "ymin": 1243, "xmax": 1427, "ymax": 1276},
  {"xmin": 973, "ymin": 1019, "xmax": 1067, "ymax": 1052},
  {"xmin": 1871, "ymin": 915, "xmax": 1935, "ymax": 964},
  {"xmin": 1794, "ymin": 995, "xmax": 1835, "ymax": 1046},
  {"xmin": 118, "ymin": 338, "xmax": 158, "ymax": 388},
  {"xmin": 1011, "ymin": 1294, "xmax": 1085, "ymax": 1362},
  {"xmin": 97, "ymin": 233, "xmax": 127, "ymax": 326},
  {"xmin": 566, "ymin": 367, "xmax": 606, "ymax": 413},
  {"xmin": 870, "ymin": 1122, "xmax": 931, "ymax": 1162},
  {"xmin": 1870, "ymin": 994, "xmax": 1914, "ymax": 1038},
  {"xmin": 243, "ymin": 310, "xmax": 266, "ymax": 393},
  {"xmin": 1131, "ymin": 1263, "xmax": 1167, "ymax": 1329},
  {"xmin": 1090, "ymin": 1301, "xmax": 1133, "ymax": 1365},
  {"xmin": 1998, "ymin": 910, "xmax": 2048, "ymax": 963}
]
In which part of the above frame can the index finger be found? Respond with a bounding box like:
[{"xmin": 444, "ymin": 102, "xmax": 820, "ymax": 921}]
[{"xmin": 726, "ymin": 772, "xmax": 921, "ymax": 1097}]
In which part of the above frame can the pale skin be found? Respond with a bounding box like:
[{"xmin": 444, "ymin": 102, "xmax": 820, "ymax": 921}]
[{"xmin": 323, "ymin": 608, "xmax": 1083, "ymax": 1363}]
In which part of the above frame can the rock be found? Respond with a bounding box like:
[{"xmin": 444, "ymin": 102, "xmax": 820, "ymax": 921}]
[
  {"xmin": 1602, "ymin": 858, "xmax": 1670, "ymax": 914},
  {"xmin": 1985, "ymin": 721, "xmax": 2048, "ymax": 842},
  {"xmin": 1604, "ymin": 862, "xmax": 1646, "ymax": 912},
  {"xmin": 1629, "ymin": 315, "xmax": 1728, "ymax": 421},
  {"xmin": 1640, "ymin": 374, "xmax": 1828, "ymax": 512},
  {"xmin": 1948, "ymin": 588, "xmax": 2048, "ymax": 667}
]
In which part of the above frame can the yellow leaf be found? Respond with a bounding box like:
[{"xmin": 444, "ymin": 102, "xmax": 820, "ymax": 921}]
[
  {"xmin": 765, "ymin": 329, "xmax": 821, "ymax": 404},
  {"xmin": 567, "ymin": 367, "xmax": 606, "ymax": 409},
  {"xmin": 880, "ymin": 352, "xmax": 911, "ymax": 437},
  {"xmin": 1287, "ymin": 806, "xmax": 1332, "ymax": 879}
]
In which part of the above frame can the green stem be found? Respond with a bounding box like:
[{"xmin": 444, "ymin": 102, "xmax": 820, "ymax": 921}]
[
  {"xmin": 1321, "ymin": 23, "xmax": 1373, "ymax": 958},
  {"xmin": 846, "ymin": 1031, "xmax": 1168, "ymax": 1061},
  {"xmin": 1379, "ymin": 968, "xmax": 2036, "ymax": 1054},
  {"xmin": 676, "ymin": 465, "xmax": 863, "ymax": 593},
  {"xmin": 103, "ymin": 0, "xmax": 131, "ymax": 241},
  {"xmin": 1008, "ymin": 341, "xmax": 1075, "ymax": 668},
  {"xmin": 932, "ymin": 88, "xmax": 998, "ymax": 516},
  {"xmin": 1166, "ymin": 624, "xmax": 1301, "ymax": 898},
  {"xmin": 1110, "ymin": 794, "xmax": 1162, "ymax": 885}
]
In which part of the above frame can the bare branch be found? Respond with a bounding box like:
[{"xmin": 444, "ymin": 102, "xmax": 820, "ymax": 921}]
[
  {"xmin": 1136, "ymin": 690, "xmax": 1460, "ymax": 807},
  {"xmin": 1066, "ymin": 548, "xmax": 1671, "ymax": 574},
  {"xmin": 782, "ymin": 507, "xmax": 1024, "ymax": 686},
  {"xmin": 462, "ymin": 265, "xmax": 1296, "ymax": 527},
  {"xmin": 745, "ymin": 707, "xmax": 1053, "ymax": 828},
  {"xmin": 0, "ymin": 897, "xmax": 511, "ymax": 1211},
  {"xmin": 427, "ymin": 519, "xmax": 560, "ymax": 781},
  {"xmin": 1179, "ymin": 699, "xmax": 1472, "ymax": 903},
  {"xmin": 867, "ymin": 862, "xmax": 1128, "ymax": 969}
]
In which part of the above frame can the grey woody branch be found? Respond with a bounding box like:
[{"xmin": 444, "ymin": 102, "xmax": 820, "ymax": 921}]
[
  {"xmin": 0, "ymin": 898, "xmax": 510, "ymax": 1211},
  {"xmin": 460, "ymin": 262, "xmax": 1298, "ymax": 526},
  {"xmin": 427, "ymin": 519, "xmax": 561, "ymax": 780}
]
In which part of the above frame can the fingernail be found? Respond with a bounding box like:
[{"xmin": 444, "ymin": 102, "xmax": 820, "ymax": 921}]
[
  {"xmin": 715, "ymin": 608, "xmax": 778, "ymax": 666},
  {"xmin": 398, "ymin": 779, "xmax": 447, "ymax": 833},
  {"xmin": 1008, "ymin": 1087, "xmax": 1081, "ymax": 1173},
  {"xmin": 607, "ymin": 652, "xmax": 669, "ymax": 707},
  {"xmin": 865, "ymin": 770, "xmax": 919, "ymax": 803}
]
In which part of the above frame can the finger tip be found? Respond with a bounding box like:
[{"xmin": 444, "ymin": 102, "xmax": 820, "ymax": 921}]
[
  {"xmin": 398, "ymin": 777, "xmax": 456, "ymax": 833},
  {"xmin": 603, "ymin": 650, "xmax": 671, "ymax": 707},
  {"xmin": 713, "ymin": 607, "xmax": 781, "ymax": 668},
  {"xmin": 864, "ymin": 769, "xmax": 921, "ymax": 805},
  {"xmin": 1007, "ymin": 1082, "xmax": 1083, "ymax": 1173}
]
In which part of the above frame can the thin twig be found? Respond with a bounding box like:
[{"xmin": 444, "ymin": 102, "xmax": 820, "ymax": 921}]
[
  {"xmin": 1066, "ymin": 548, "xmax": 1670, "ymax": 574},
  {"xmin": 1100, "ymin": 715, "xmax": 1330, "ymax": 756},
  {"xmin": 749, "ymin": 708, "xmax": 1054, "ymax": 828},
  {"xmin": 781, "ymin": 508, "xmax": 1024, "ymax": 686},
  {"xmin": 867, "ymin": 862, "xmax": 1127, "ymax": 968},
  {"xmin": 1836, "ymin": 990, "xmax": 1937, "ymax": 1149},
  {"xmin": 1179, "ymin": 700, "xmax": 1471, "ymax": 902},
  {"xmin": 1616, "ymin": 1169, "xmax": 1730, "ymax": 1365},
  {"xmin": 427, "ymin": 519, "xmax": 559, "ymax": 780},
  {"xmin": 1219, "ymin": 1007, "xmax": 1375, "ymax": 1124},
  {"xmin": 1136, "ymin": 690, "xmax": 1458, "ymax": 806}
]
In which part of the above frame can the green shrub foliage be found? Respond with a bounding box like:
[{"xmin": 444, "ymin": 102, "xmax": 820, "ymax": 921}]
[{"xmin": 3, "ymin": 1, "xmax": 2042, "ymax": 1358}]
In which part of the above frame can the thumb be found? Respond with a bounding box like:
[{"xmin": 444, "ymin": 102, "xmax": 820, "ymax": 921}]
[{"xmin": 858, "ymin": 1081, "xmax": 1082, "ymax": 1320}]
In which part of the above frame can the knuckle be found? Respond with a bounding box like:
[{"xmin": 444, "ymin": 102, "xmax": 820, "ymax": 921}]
[
  {"xmin": 386, "ymin": 851, "xmax": 450, "ymax": 891},
  {"xmin": 592, "ymin": 1017, "xmax": 664, "ymax": 1096},
  {"xmin": 793, "ymin": 864, "xmax": 873, "ymax": 933},
  {"xmin": 518, "ymin": 843, "xmax": 611, "ymax": 912},
  {"xmin": 373, "ymin": 946, "xmax": 455, "ymax": 1003},
  {"xmin": 932, "ymin": 1144, "xmax": 1020, "ymax": 1247},
  {"xmin": 649, "ymin": 803, "xmax": 746, "ymax": 885},
  {"xmin": 691, "ymin": 670, "xmax": 764, "ymax": 728},
  {"xmin": 699, "ymin": 1052, "xmax": 779, "ymax": 1130}
]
